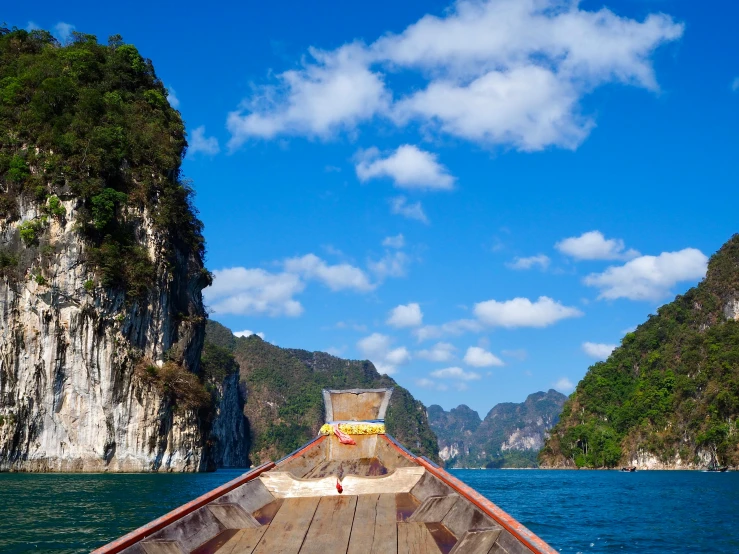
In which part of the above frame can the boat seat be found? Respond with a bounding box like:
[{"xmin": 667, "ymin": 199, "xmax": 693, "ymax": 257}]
[
  {"xmin": 408, "ymin": 494, "xmax": 460, "ymax": 523},
  {"xmin": 259, "ymin": 466, "xmax": 425, "ymax": 498},
  {"xmin": 140, "ymin": 540, "xmax": 183, "ymax": 554},
  {"xmin": 206, "ymin": 503, "xmax": 261, "ymax": 529}
]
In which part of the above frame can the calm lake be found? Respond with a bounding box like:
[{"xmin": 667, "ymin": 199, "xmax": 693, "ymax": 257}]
[{"xmin": 0, "ymin": 469, "xmax": 737, "ymax": 553}]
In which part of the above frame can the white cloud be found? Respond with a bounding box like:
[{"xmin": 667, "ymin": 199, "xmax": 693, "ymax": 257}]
[
  {"xmin": 368, "ymin": 250, "xmax": 410, "ymax": 279},
  {"xmin": 234, "ymin": 330, "xmax": 265, "ymax": 339},
  {"xmin": 205, "ymin": 267, "xmax": 305, "ymax": 317},
  {"xmin": 54, "ymin": 22, "xmax": 75, "ymax": 43},
  {"xmin": 553, "ymin": 377, "xmax": 575, "ymax": 393},
  {"xmin": 582, "ymin": 342, "xmax": 616, "ymax": 360},
  {"xmin": 555, "ymin": 230, "xmax": 639, "ymax": 261},
  {"xmin": 415, "ymin": 378, "xmax": 436, "ymax": 389},
  {"xmin": 732, "ymin": 77, "xmax": 739, "ymax": 92},
  {"xmin": 430, "ymin": 366, "xmax": 481, "ymax": 381},
  {"xmin": 583, "ymin": 248, "xmax": 708, "ymax": 301},
  {"xmin": 474, "ymin": 296, "xmax": 583, "ymax": 328},
  {"xmin": 506, "ymin": 254, "xmax": 550, "ymax": 270},
  {"xmin": 416, "ymin": 342, "xmax": 456, "ymax": 362},
  {"xmin": 227, "ymin": 0, "xmax": 682, "ymax": 151},
  {"xmin": 414, "ymin": 319, "xmax": 482, "ymax": 342},
  {"xmin": 382, "ymin": 234, "xmax": 405, "ymax": 249},
  {"xmin": 167, "ymin": 87, "xmax": 180, "ymax": 109},
  {"xmin": 188, "ymin": 126, "xmax": 220, "ymax": 156},
  {"xmin": 26, "ymin": 22, "xmax": 41, "ymax": 32},
  {"xmin": 390, "ymin": 196, "xmax": 429, "ymax": 224},
  {"xmin": 357, "ymin": 333, "xmax": 411, "ymax": 375},
  {"xmin": 227, "ymin": 43, "xmax": 389, "ymax": 148},
  {"xmin": 356, "ymin": 145, "xmax": 454, "ymax": 191},
  {"xmin": 463, "ymin": 346, "xmax": 504, "ymax": 367},
  {"xmin": 387, "ymin": 303, "xmax": 423, "ymax": 327},
  {"xmin": 284, "ymin": 253, "xmax": 375, "ymax": 292}
]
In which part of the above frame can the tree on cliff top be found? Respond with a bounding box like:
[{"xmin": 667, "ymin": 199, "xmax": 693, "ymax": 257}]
[
  {"xmin": 0, "ymin": 27, "xmax": 207, "ymax": 298},
  {"xmin": 540, "ymin": 235, "xmax": 739, "ymax": 468}
]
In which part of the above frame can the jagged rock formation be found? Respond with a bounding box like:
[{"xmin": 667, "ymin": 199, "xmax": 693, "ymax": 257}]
[
  {"xmin": 428, "ymin": 390, "xmax": 567, "ymax": 468},
  {"xmin": 541, "ymin": 235, "xmax": 739, "ymax": 469},
  {"xmin": 204, "ymin": 321, "xmax": 440, "ymax": 465},
  {"xmin": 0, "ymin": 28, "xmax": 244, "ymax": 471}
]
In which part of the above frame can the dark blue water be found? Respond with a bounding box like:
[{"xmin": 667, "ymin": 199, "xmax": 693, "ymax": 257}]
[{"xmin": 0, "ymin": 469, "xmax": 738, "ymax": 553}]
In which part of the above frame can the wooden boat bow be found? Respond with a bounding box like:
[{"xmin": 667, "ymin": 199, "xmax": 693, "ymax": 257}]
[{"xmin": 93, "ymin": 388, "xmax": 556, "ymax": 554}]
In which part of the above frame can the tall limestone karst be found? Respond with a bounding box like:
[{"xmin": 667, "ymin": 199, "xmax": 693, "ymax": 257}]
[
  {"xmin": 203, "ymin": 321, "xmax": 440, "ymax": 465},
  {"xmin": 541, "ymin": 235, "xmax": 739, "ymax": 469},
  {"xmin": 429, "ymin": 390, "xmax": 566, "ymax": 468},
  {"xmin": 0, "ymin": 28, "xmax": 243, "ymax": 471}
]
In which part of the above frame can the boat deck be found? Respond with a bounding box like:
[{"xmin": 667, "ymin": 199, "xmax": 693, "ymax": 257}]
[{"xmin": 181, "ymin": 492, "xmax": 456, "ymax": 554}]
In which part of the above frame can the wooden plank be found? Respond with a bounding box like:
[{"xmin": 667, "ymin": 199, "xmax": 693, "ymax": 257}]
[
  {"xmin": 216, "ymin": 527, "xmax": 268, "ymax": 554},
  {"xmin": 448, "ymin": 529, "xmax": 501, "ymax": 554},
  {"xmin": 260, "ymin": 467, "xmax": 424, "ymax": 498},
  {"xmin": 397, "ymin": 522, "xmax": 443, "ymax": 554},
  {"xmin": 252, "ymin": 499, "xmax": 284, "ymax": 526},
  {"xmin": 425, "ymin": 523, "xmax": 458, "ymax": 554},
  {"xmin": 299, "ymin": 495, "xmax": 358, "ymax": 554},
  {"xmin": 441, "ymin": 500, "xmax": 496, "ymax": 539},
  {"xmin": 396, "ymin": 492, "xmax": 421, "ymax": 522},
  {"xmin": 141, "ymin": 541, "xmax": 182, "ymax": 554},
  {"xmin": 252, "ymin": 497, "xmax": 320, "ymax": 554},
  {"xmin": 190, "ymin": 529, "xmax": 240, "ymax": 554},
  {"xmin": 409, "ymin": 495, "xmax": 459, "ymax": 523},
  {"xmin": 207, "ymin": 504, "xmax": 260, "ymax": 529},
  {"xmin": 347, "ymin": 494, "xmax": 397, "ymax": 554},
  {"xmin": 410, "ymin": 473, "xmax": 454, "ymax": 504},
  {"xmin": 215, "ymin": 478, "xmax": 276, "ymax": 514},
  {"xmin": 326, "ymin": 390, "xmax": 388, "ymax": 421}
]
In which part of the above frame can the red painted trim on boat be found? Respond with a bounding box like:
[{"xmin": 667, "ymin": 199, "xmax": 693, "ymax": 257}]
[
  {"xmin": 415, "ymin": 457, "xmax": 558, "ymax": 554},
  {"xmin": 91, "ymin": 462, "xmax": 275, "ymax": 554}
]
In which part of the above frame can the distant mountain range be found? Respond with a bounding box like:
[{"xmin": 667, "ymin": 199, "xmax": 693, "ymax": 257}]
[{"xmin": 428, "ymin": 390, "xmax": 567, "ymax": 468}]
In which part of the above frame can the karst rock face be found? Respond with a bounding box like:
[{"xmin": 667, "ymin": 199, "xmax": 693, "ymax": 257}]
[{"xmin": 0, "ymin": 198, "xmax": 216, "ymax": 471}]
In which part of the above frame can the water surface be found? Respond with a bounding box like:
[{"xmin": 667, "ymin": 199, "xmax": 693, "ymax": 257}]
[{"xmin": 1, "ymin": 469, "xmax": 738, "ymax": 553}]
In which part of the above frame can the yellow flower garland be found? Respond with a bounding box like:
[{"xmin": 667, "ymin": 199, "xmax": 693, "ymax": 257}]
[{"xmin": 320, "ymin": 422, "xmax": 386, "ymax": 436}]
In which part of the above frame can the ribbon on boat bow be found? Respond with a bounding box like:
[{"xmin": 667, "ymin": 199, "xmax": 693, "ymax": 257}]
[{"xmin": 332, "ymin": 424, "xmax": 356, "ymax": 445}]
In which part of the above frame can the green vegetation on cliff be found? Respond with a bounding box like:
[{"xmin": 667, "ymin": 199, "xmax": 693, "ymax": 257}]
[
  {"xmin": 204, "ymin": 321, "xmax": 439, "ymax": 465},
  {"xmin": 0, "ymin": 26, "xmax": 206, "ymax": 298},
  {"xmin": 541, "ymin": 235, "xmax": 739, "ymax": 468}
]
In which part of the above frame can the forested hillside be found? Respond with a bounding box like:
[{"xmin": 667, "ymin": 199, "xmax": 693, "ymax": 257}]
[
  {"xmin": 541, "ymin": 235, "xmax": 739, "ymax": 469},
  {"xmin": 204, "ymin": 321, "xmax": 440, "ymax": 464}
]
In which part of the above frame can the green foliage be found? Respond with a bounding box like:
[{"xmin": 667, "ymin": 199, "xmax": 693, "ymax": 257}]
[
  {"xmin": 83, "ymin": 279, "xmax": 94, "ymax": 292},
  {"xmin": 203, "ymin": 320, "xmax": 440, "ymax": 465},
  {"xmin": 33, "ymin": 273, "xmax": 46, "ymax": 285},
  {"xmin": 18, "ymin": 219, "xmax": 45, "ymax": 246},
  {"xmin": 200, "ymin": 341, "xmax": 239, "ymax": 384},
  {"xmin": 90, "ymin": 188, "xmax": 127, "ymax": 230},
  {"xmin": 45, "ymin": 195, "xmax": 66, "ymax": 218},
  {"xmin": 0, "ymin": 27, "xmax": 205, "ymax": 299},
  {"xmin": 542, "ymin": 235, "xmax": 739, "ymax": 468}
]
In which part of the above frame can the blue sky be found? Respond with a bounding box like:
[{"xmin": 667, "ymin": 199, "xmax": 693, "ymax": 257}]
[{"xmin": 8, "ymin": 0, "xmax": 738, "ymax": 416}]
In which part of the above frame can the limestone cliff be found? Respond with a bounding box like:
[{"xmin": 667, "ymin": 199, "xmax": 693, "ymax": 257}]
[{"xmin": 0, "ymin": 28, "xmax": 244, "ymax": 471}]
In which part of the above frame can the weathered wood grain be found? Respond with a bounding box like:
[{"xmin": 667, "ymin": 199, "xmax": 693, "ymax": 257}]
[
  {"xmin": 347, "ymin": 494, "xmax": 398, "ymax": 554},
  {"xmin": 299, "ymin": 495, "xmax": 358, "ymax": 554},
  {"xmin": 396, "ymin": 492, "xmax": 421, "ymax": 522},
  {"xmin": 408, "ymin": 495, "xmax": 459, "ymax": 523},
  {"xmin": 441, "ymin": 500, "xmax": 497, "ymax": 539},
  {"xmin": 448, "ymin": 528, "xmax": 502, "ymax": 554},
  {"xmin": 207, "ymin": 503, "xmax": 260, "ymax": 529},
  {"xmin": 260, "ymin": 467, "xmax": 424, "ymax": 498},
  {"xmin": 140, "ymin": 541, "xmax": 182, "ymax": 554},
  {"xmin": 251, "ymin": 496, "xmax": 320, "ymax": 554},
  {"xmin": 397, "ymin": 522, "xmax": 443, "ymax": 554},
  {"xmin": 217, "ymin": 527, "xmax": 268, "ymax": 554}
]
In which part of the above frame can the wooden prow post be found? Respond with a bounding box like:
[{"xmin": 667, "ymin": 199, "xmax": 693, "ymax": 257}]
[{"xmin": 322, "ymin": 388, "xmax": 393, "ymax": 422}]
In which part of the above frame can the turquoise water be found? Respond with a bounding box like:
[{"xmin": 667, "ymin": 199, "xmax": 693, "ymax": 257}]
[{"xmin": 0, "ymin": 469, "xmax": 738, "ymax": 553}]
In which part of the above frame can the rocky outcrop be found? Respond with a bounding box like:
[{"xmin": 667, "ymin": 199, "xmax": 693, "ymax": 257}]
[
  {"xmin": 429, "ymin": 390, "xmax": 567, "ymax": 468},
  {"xmin": 0, "ymin": 199, "xmax": 213, "ymax": 472}
]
